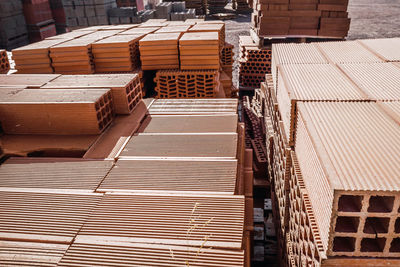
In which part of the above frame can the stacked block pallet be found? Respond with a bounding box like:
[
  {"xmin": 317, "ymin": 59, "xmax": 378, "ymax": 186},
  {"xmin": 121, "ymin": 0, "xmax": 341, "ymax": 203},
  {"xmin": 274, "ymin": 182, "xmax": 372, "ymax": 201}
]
[
  {"xmin": 260, "ymin": 38, "xmax": 400, "ymax": 267},
  {"xmin": 0, "ymin": 1, "xmax": 29, "ymax": 50},
  {"xmin": 23, "ymin": 0, "xmax": 57, "ymax": 42},
  {"xmin": 0, "ymin": 50, "xmax": 10, "ymax": 74},
  {"xmin": 251, "ymin": 0, "xmax": 350, "ymax": 38},
  {"xmin": 49, "ymin": 0, "xmax": 116, "ymax": 32}
]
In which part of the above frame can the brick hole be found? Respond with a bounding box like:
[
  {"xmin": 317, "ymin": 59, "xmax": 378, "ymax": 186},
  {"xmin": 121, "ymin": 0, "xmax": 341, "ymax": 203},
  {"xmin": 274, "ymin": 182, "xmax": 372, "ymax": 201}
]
[
  {"xmin": 335, "ymin": 216, "xmax": 360, "ymax": 233},
  {"xmin": 364, "ymin": 217, "xmax": 390, "ymax": 234},
  {"xmin": 368, "ymin": 196, "xmax": 394, "ymax": 213},
  {"xmin": 395, "ymin": 218, "xmax": 400, "ymax": 233},
  {"xmin": 98, "ymin": 121, "xmax": 104, "ymax": 130},
  {"xmin": 95, "ymin": 102, "xmax": 100, "ymax": 111},
  {"xmin": 390, "ymin": 238, "xmax": 400, "ymax": 253},
  {"xmin": 96, "ymin": 113, "xmax": 101, "ymax": 120},
  {"xmin": 361, "ymin": 238, "xmax": 386, "ymax": 252},
  {"xmin": 338, "ymin": 195, "xmax": 363, "ymax": 212},
  {"xmin": 333, "ymin": 237, "xmax": 356, "ymax": 252},
  {"xmin": 100, "ymin": 98, "xmax": 104, "ymax": 107}
]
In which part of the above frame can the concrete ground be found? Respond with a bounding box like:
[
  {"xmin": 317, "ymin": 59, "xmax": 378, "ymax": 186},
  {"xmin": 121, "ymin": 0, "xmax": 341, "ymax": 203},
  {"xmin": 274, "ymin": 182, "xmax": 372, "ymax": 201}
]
[{"xmin": 223, "ymin": 0, "xmax": 400, "ymax": 85}]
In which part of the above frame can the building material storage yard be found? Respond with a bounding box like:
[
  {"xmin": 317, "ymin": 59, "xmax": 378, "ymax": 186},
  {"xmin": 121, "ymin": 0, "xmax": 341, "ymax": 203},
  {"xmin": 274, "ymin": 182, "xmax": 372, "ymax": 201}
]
[{"xmin": 0, "ymin": 0, "xmax": 400, "ymax": 266}]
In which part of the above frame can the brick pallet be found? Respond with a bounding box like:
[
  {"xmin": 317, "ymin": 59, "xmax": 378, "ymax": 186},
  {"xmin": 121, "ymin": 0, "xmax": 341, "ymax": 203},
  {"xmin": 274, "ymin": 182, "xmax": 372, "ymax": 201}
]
[
  {"xmin": 42, "ymin": 73, "xmax": 142, "ymax": 114},
  {"xmin": 0, "ymin": 50, "xmax": 10, "ymax": 74},
  {"xmin": 139, "ymin": 32, "xmax": 180, "ymax": 70},
  {"xmin": 154, "ymin": 69, "xmax": 220, "ymax": 98},
  {"xmin": 251, "ymin": 0, "xmax": 350, "ymax": 38},
  {"xmin": 92, "ymin": 34, "xmax": 145, "ymax": 73},
  {"xmin": 0, "ymin": 88, "xmax": 114, "ymax": 135},
  {"xmin": 179, "ymin": 32, "xmax": 220, "ymax": 70},
  {"xmin": 261, "ymin": 39, "xmax": 400, "ymax": 267}
]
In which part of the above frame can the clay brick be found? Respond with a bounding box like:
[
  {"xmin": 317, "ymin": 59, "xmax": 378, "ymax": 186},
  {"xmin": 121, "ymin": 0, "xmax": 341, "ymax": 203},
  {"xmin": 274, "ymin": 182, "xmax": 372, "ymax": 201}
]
[
  {"xmin": 42, "ymin": 74, "xmax": 142, "ymax": 114},
  {"xmin": 0, "ymin": 49, "xmax": 10, "ymax": 74},
  {"xmin": 0, "ymin": 88, "xmax": 114, "ymax": 135}
]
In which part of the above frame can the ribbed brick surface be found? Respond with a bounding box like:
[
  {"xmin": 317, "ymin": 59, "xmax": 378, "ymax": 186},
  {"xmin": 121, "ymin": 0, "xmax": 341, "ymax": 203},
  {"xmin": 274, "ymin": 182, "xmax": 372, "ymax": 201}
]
[
  {"xmin": 139, "ymin": 114, "xmax": 238, "ymax": 133},
  {"xmin": 0, "ymin": 158, "xmax": 113, "ymax": 192},
  {"xmin": 0, "ymin": 191, "xmax": 102, "ymax": 243},
  {"xmin": 58, "ymin": 241, "xmax": 244, "ymax": 266},
  {"xmin": 120, "ymin": 133, "xmax": 238, "ymax": 158},
  {"xmin": 78, "ymin": 194, "xmax": 244, "ymax": 249},
  {"xmin": 0, "ymin": 241, "xmax": 68, "ymax": 266},
  {"xmin": 148, "ymin": 99, "xmax": 238, "ymax": 114},
  {"xmin": 359, "ymin": 37, "xmax": 400, "ymax": 62},
  {"xmin": 98, "ymin": 159, "xmax": 237, "ymax": 194}
]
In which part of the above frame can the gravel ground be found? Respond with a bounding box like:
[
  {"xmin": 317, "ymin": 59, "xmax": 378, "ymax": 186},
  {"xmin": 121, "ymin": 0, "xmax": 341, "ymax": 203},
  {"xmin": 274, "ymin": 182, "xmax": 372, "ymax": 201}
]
[{"xmin": 223, "ymin": 0, "xmax": 400, "ymax": 85}]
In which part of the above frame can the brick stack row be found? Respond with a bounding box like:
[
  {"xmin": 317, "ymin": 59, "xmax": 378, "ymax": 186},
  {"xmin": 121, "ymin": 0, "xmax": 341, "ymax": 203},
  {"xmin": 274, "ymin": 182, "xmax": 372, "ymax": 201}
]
[
  {"xmin": 0, "ymin": 1, "xmax": 29, "ymax": 50},
  {"xmin": 251, "ymin": 0, "xmax": 350, "ymax": 38},
  {"xmin": 23, "ymin": 0, "xmax": 57, "ymax": 42},
  {"xmin": 259, "ymin": 38, "xmax": 400, "ymax": 267}
]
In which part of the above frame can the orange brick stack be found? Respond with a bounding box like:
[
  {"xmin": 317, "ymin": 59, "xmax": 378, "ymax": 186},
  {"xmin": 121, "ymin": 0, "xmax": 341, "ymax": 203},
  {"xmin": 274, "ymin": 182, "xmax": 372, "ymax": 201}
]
[
  {"xmin": 12, "ymin": 39, "xmax": 66, "ymax": 74},
  {"xmin": 179, "ymin": 32, "xmax": 220, "ymax": 70},
  {"xmin": 238, "ymin": 36, "xmax": 271, "ymax": 88},
  {"xmin": 0, "ymin": 50, "xmax": 10, "ymax": 74},
  {"xmin": 92, "ymin": 34, "xmax": 145, "ymax": 73},
  {"xmin": 139, "ymin": 33, "xmax": 180, "ymax": 70},
  {"xmin": 188, "ymin": 23, "xmax": 225, "ymax": 50},
  {"xmin": 0, "ymin": 88, "xmax": 114, "ymax": 135},
  {"xmin": 49, "ymin": 38, "xmax": 96, "ymax": 74},
  {"xmin": 251, "ymin": 0, "xmax": 350, "ymax": 38},
  {"xmin": 42, "ymin": 73, "xmax": 142, "ymax": 114},
  {"xmin": 154, "ymin": 69, "xmax": 220, "ymax": 98}
]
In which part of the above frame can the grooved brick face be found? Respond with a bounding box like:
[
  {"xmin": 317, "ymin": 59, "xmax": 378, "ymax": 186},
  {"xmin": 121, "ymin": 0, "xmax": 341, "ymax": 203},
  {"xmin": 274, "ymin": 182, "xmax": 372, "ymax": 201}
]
[{"xmin": 78, "ymin": 194, "xmax": 245, "ymax": 249}]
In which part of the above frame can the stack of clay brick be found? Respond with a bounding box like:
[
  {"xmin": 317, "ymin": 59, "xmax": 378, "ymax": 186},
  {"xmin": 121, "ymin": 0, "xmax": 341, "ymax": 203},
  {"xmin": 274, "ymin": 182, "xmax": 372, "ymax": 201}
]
[
  {"xmin": 0, "ymin": 98, "xmax": 252, "ymax": 267},
  {"xmin": 238, "ymin": 36, "xmax": 272, "ymax": 88},
  {"xmin": 260, "ymin": 37, "xmax": 400, "ymax": 267},
  {"xmin": 139, "ymin": 32, "xmax": 181, "ymax": 70},
  {"xmin": 207, "ymin": 0, "xmax": 228, "ymax": 13},
  {"xmin": 23, "ymin": 0, "xmax": 57, "ymax": 42},
  {"xmin": 221, "ymin": 42, "xmax": 234, "ymax": 76},
  {"xmin": 144, "ymin": 21, "xmax": 229, "ymax": 98},
  {"xmin": 92, "ymin": 33, "xmax": 145, "ymax": 72},
  {"xmin": 0, "ymin": 50, "xmax": 10, "ymax": 74},
  {"xmin": 251, "ymin": 0, "xmax": 350, "ymax": 38},
  {"xmin": 0, "ymin": 73, "xmax": 142, "ymax": 137}
]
